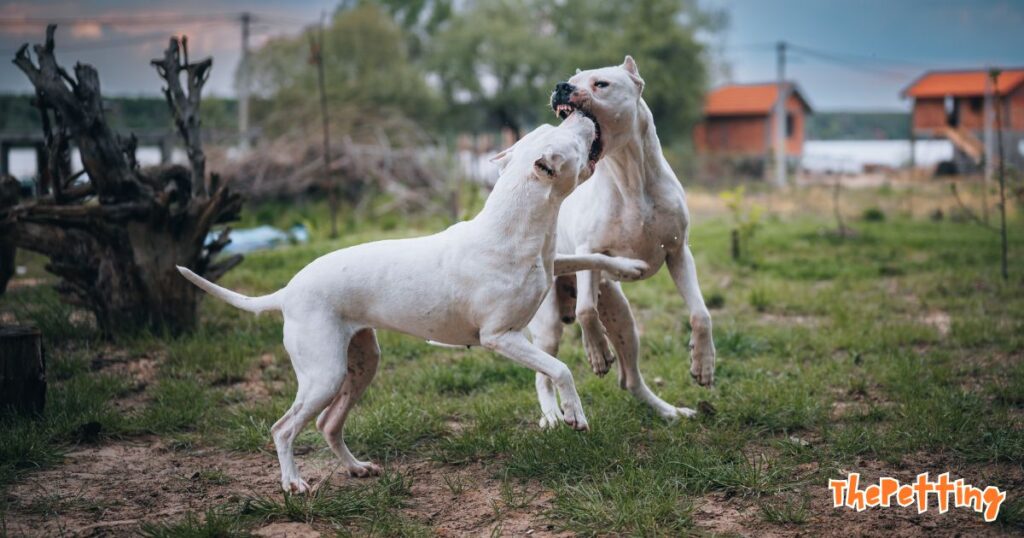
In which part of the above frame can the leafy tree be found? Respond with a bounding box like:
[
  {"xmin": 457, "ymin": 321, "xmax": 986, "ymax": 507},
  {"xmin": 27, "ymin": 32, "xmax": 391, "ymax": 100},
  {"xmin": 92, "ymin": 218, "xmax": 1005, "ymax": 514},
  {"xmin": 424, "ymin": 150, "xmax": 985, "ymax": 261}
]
[
  {"xmin": 427, "ymin": 0, "xmax": 561, "ymax": 138},
  {"xmin": 244, "ymin": 3, "xmax": 440, "ymax": 141},
  {"xmin": 428, "ymin": 0, "xmax": 721, "ymax": 142},
  {"xmin": 547, "ymin": 0, "xmax": 724, "ymax": 143}
]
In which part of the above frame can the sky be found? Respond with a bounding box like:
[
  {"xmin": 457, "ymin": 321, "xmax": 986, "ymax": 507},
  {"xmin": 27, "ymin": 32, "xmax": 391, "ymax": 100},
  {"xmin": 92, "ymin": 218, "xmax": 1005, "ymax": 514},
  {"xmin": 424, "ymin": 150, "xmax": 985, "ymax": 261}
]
[{"xmin": 0, "ymin": 0, "xmax": 1022, "ymax": 111}]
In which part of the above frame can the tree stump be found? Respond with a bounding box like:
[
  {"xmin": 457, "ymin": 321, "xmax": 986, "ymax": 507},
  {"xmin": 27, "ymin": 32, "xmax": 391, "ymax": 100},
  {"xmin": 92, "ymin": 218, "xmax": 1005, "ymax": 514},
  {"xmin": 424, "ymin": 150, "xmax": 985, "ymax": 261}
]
[
  {"xmin": 1, "ymin": 26, "xmax": 243, "ymax": 336},
  {"xmin": 0, "ymin": 326, "xmax": 46, "ymax": 415},
  {"xmin": 0, "ymin": 175, "xmax": 18, "ymax": 294}
]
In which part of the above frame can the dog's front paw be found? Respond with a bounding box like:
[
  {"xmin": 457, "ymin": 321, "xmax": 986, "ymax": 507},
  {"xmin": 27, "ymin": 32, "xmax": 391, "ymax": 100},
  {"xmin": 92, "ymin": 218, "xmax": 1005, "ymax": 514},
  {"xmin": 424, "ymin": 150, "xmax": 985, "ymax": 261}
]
[
  {"xmin": 607, "ymin": 257, "xmax": 648, "ymax": 280},
  {"xmin": 284, "ymin": 477, "xmax": 311, "ymax": 494},
  {"xmin": 561, "ymin": 401, "xmax": 590, "ymax": 431},
  {"xmin": 539, "ymin": 408, "xmax": 564, "ymax": 430},
  {"xmin": 346, "ymin": 461, "xmax": 382, "ymax": 478},
  {"xmin": 582, "ymin": 327, "xmax": 615, "ymax": 376}
]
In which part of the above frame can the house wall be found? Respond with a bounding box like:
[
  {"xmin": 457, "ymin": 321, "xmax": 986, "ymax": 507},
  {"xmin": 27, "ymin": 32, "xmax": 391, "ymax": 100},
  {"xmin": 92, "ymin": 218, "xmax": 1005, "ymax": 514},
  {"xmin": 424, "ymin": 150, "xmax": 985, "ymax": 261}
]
[
  {"xmin": 912, "ymin": 98, "xmax": 947, "ymax": 130},
  {"xmin": 913, "ymin": 87, "xmax": 1024, "ymax": 133},
  {"xmin": 694, "ymin": 115, "xmax": 769, "ymax": 155},
  {"xmin": 696, "ymin": 94, "xmax": 807, "ymax": 157},
  {"xmin": 768, "ymin": 93, "xmax": 806, "ymax": 155},
  {"xmin": 1009, "ymin": 85, "xmax": 1024, "ymax": 130},
  {"xmin": 956, "ymin": 96, "xmax": 986, "ymax": 130}
]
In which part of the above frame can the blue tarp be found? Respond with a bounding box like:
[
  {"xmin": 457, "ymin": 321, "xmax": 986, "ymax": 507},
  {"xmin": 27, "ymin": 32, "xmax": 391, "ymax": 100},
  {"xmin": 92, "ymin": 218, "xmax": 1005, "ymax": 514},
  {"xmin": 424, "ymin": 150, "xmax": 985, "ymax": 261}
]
[{"xmin": 206, "ymin": 224, "xmax": 309, "ymax": 254}]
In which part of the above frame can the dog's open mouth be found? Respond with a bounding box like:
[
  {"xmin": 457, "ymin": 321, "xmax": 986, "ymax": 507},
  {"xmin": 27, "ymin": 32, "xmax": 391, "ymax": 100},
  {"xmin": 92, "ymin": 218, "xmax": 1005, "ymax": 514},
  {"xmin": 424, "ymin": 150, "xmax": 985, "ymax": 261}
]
[{"xmin": 554, "ymin": 103, "xmax": 603, "ymax": 167}]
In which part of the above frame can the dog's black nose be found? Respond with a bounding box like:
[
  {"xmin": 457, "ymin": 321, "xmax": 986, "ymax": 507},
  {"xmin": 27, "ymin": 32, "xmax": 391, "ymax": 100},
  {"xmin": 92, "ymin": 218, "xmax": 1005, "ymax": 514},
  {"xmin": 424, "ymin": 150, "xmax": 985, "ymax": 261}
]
[{"xmin": 553, "ymin": 82, "xmax": 576, "ymax": 104}]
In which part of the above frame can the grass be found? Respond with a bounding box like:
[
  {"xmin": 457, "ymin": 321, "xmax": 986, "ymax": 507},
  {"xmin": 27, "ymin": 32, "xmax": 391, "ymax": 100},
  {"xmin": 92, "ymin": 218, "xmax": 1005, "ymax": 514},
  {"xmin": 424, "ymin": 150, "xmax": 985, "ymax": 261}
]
[{"xmin": 1, "ymin": 188, "xmax": 1022, "ymax": 534}]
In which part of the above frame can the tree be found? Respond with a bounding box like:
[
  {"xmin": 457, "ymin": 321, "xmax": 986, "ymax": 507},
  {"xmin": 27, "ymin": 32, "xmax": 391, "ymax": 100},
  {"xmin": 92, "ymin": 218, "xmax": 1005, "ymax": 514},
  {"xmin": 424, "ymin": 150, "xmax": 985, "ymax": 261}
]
[
  {"xmin": 245, "ymin": 3, "xmax": 440, "ymax": 142},
  {"xmin": 429, "ymin": 0, "xmax": 721, "ymax": 142},
  {"xmin": 1, "ymin": 27, "xmax": 242, "ymax": 336},
  {"xmin": 428, "ymin": 0, "xmax": 562, "ymax": 138},
  {"xmin": 547, "ymin": 0, "xmax": 723, "ymax": 143}
]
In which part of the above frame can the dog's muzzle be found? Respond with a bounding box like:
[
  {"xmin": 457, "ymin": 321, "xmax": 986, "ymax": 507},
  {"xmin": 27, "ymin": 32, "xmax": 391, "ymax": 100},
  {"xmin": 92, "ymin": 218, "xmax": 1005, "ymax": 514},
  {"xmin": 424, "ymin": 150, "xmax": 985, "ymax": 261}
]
[
  {"xmin": 551, "ymin": 82, "xmax": 576, "ymax": 116},
  {"xmin": 550, "ymin": 81, "xmax": 602, "ymax": 167}
]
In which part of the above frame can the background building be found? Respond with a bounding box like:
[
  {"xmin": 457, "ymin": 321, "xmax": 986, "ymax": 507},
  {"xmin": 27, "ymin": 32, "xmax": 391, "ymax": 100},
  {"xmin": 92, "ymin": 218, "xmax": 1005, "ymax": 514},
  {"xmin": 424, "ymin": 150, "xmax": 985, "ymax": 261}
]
[{"xmin": 902, "ymin": 68, "xmax": 1024, "ymax": 173}]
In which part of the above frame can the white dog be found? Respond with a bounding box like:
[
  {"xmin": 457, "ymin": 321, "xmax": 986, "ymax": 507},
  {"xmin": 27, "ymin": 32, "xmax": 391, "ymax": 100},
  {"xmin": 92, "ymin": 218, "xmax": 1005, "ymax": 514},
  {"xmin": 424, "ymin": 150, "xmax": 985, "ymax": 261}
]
[
  {"xmin": 177, "ymin": 113, "xmax": 647, "ymax": 493},
  {"xmin": 529, "ymin": 56, "xmax": 716, "ymax": 427}
]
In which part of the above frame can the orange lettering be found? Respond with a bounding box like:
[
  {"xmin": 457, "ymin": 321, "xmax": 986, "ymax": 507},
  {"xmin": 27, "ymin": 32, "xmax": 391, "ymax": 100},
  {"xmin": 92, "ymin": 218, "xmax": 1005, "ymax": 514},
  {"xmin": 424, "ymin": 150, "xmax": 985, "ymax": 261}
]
[
  {"xmin": 829, "ymin": 479, "xmax": 848, "ymax": 507},
  {"xmin": 897, "ymin": 484, "xmax": 915, "ymax": 507},
  {"xmin": 934, "ymin": 473, "xmax": 954, "ymax": 513},
  {"xmin": 982, "ymin": 486, "xmax": 1007, "ymax": 523},
  {"xmin": 865, "ymin": 484, "xmax": 881, "ymax": 507},
  {"xmin": 879, "ymin": 477, "xmax": 899, "ymax": 507},
  {"xmin": 913, "ymin": 473, "xmax": 934, "ymax": 513}
]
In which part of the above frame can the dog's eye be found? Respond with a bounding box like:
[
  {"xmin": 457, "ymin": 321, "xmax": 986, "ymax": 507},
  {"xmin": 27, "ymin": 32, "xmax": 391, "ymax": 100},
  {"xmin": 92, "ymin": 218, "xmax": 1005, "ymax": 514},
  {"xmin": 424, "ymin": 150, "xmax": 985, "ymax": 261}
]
[
  {"xmin": 535, "ymin": 160, "xmax": 555, "ymax": 177},
  {"xmin": 594, "ymin": 81, "xmax": 609, "ymax": 89}
]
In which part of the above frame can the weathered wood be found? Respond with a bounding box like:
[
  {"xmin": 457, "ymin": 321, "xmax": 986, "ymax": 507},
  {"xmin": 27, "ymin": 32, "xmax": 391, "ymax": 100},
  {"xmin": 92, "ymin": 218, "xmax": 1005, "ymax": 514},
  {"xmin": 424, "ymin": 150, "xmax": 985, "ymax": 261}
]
[
  {"xmin": 1, "ymin": 26, "xmax": 243, "ymax": 336},
  {"xmin": 0, "ymin": 175, "xmax": 18, "ymax": 293},
  {"xmin": 151, "ymin": 36, "xmax": 210, "ymax": 195},
  {"xmin": 0, "ymin": 326, "xmax": 46, "ymax": 415}
]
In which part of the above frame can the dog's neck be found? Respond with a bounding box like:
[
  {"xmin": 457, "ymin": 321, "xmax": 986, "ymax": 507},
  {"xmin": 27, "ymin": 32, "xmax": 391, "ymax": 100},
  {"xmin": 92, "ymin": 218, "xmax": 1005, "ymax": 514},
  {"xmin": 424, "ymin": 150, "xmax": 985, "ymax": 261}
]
[
  {"xmin": 473, "ymin": 171, "xmax": 562, "ymax": 258},
  {"xmin": 599, "ymin": 98, "xmax": 666, "ymax": 198}
]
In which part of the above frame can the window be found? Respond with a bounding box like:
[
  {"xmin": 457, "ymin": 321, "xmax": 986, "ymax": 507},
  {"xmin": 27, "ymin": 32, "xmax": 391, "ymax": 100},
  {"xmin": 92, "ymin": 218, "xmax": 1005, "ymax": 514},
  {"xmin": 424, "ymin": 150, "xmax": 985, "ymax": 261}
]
[{"xmin": 786, "ymin": 113, "xmax": 795, "ymax": 138}]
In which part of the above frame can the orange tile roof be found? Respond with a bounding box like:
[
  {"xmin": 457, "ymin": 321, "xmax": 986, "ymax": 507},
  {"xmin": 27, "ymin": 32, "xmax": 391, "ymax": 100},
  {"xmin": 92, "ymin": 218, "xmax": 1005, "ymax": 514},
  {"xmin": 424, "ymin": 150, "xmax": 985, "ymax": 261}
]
[
  {"xmin": 903, "ymin": 69, "xmax": 1024, "ymax": 98},
  {"xmin": 703, "ymin": 83, "xmax": 810, "ymax": 116}
]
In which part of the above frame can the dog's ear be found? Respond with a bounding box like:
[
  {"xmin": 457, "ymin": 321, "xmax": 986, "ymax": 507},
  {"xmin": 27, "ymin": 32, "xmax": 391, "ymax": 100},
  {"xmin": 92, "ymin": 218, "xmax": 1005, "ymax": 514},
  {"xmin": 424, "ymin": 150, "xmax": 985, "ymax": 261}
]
[
  {"xmin": 490, "ymin": 146, "xmax": 515, "ymax": 173},
  {"xmin": 533, "ymin": 151, "xmax": 564, "ymax": 179},
  {"xmin": 622, "ymin": 55, "xmax": 645, "ymax": 94}
]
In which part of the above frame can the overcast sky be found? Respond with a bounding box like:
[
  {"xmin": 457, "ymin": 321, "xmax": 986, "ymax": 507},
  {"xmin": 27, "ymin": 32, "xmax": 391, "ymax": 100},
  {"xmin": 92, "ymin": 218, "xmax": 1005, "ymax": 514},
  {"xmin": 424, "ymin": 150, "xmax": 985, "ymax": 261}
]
[{"xmin": 1, "ymin": 0, "xmax": 1022, "ymax": 111}]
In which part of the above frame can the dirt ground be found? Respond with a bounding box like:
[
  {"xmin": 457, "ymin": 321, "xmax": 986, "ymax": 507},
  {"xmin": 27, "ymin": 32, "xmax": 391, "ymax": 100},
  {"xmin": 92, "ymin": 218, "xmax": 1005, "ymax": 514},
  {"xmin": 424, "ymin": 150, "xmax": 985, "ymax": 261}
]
[
  {"xmin": 4, "ymin": 434, "xmax": 1019, "ymax": 536},
  {"xmin": 2, "ymin": 438, "xmax": 568, "ymax": 537}
]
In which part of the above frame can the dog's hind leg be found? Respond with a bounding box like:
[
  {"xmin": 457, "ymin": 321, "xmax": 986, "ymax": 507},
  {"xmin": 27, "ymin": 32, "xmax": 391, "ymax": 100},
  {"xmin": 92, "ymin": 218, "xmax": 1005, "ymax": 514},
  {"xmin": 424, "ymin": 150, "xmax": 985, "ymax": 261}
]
[
  {"xmin": 316, "ymin": 328, "xmax": 382, "ymax": 477},
  {"xmin": 272, "ymin": 314, "xmax": 351, "ymax": 494},
  {"xmin": 528, "ymin": 284, "xmax": 566, "ymax": 429},
  {"xmin": 598, "ymin": 280, "xmax": 696, "ymax": 420}
]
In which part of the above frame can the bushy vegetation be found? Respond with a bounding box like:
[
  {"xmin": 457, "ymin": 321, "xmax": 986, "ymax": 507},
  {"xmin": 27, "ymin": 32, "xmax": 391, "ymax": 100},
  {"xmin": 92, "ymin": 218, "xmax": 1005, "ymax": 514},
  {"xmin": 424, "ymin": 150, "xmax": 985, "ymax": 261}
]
[{"xmin": 245, "ymin": 0, "xmax": 722, "ymax": 143}]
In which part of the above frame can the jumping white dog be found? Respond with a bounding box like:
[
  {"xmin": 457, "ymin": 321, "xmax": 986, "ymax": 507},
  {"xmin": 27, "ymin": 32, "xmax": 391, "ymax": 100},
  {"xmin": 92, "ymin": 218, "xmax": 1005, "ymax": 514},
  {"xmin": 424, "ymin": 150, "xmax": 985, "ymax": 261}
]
[
  {"xmin": 529, "ymin": 56, "xmax": 716, "ymax": 427},
  {"xmin": 178, "ymin": 113, "xmax": 647, "ymax": 493}
]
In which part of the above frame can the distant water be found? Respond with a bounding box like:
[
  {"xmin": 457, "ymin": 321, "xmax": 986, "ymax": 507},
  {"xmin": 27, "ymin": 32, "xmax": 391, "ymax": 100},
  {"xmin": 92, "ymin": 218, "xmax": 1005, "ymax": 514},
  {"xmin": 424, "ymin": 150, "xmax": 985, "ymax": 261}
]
[
  {"xmin": 6, "ymin": 146, "xmax": 187, "ymax": 180},
  {"xmin": 802, "ymin": 140, "xmax": 953, "ymax": 174}
]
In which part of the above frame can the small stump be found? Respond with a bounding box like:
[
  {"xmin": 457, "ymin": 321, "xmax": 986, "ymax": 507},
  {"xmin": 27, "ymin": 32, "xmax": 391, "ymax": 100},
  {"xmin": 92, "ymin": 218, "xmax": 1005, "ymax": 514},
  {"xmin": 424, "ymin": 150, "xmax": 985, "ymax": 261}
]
[{"xmin": 0, "ymin": 325, "xmax": 46, "ymax": 415}]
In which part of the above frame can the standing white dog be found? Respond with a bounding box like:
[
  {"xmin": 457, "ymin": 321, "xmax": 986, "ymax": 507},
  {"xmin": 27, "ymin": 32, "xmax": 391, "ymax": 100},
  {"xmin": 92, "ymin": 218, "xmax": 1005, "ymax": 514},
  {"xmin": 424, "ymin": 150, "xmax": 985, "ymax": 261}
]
[
  {"xmin": 178, "ymin": 113, "xmax": 647, "ymax": 493},
  {"xmin": 529, "ymin": 56, "xmax": 716, "ymax": 427}
]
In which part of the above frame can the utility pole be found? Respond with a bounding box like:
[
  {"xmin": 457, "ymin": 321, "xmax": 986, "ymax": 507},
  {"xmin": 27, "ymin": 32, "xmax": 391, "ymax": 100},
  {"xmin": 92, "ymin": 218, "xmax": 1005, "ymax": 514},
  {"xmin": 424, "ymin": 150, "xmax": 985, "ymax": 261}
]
[
  {"xmin": 238, "ymin": 12, "xmax": 251, "ymax": 152},
  {"xmin": 773, "ymin": 41, "xmax": 788, "ymax": 187},
  {"xmin": 982, "ymin": 69, "xmax": 994, "ymax": 223},
  {"xmin": 991, "ymin": 69, "xmax": 1008, "ymax": 281},
  {"xmin": 310, "ymin": 12, "xmax": 338, "ymax": 238}
]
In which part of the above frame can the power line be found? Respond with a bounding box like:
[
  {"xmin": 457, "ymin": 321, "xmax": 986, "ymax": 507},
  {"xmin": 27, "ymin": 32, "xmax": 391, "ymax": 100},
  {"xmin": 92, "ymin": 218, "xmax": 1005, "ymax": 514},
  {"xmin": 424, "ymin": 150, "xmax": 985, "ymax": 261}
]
[
  {"xmin": 787, "ymin": 43, "xmax": 936, "ymax": 69},
  {"xmin": 789, "ymin": 47, "xmax": 915, "ymax": 80}
]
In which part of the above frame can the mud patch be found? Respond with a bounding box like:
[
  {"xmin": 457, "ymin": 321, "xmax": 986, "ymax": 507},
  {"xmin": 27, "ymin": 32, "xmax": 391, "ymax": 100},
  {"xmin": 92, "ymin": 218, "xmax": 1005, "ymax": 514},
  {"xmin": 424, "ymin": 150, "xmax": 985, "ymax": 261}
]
[
  {"xmin": 400, "ymin": 461, "xmax": 569, "ymax": 537},
  {"xmin": 3, "ymin": 437, "xmax": 283, "ymax": 536}
]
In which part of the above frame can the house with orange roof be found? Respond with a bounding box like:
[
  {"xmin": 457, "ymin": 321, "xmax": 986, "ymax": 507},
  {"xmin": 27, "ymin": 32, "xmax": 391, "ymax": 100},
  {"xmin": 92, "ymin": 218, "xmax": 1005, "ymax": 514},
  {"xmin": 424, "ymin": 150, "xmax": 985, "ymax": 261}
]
[
  {"xmin": 693, "ymin": 82, "xmax": 812, "ymax": 167},
  {"xmin": 902, "ymin": 68, "xmax": 1024, "ymax": 172}
]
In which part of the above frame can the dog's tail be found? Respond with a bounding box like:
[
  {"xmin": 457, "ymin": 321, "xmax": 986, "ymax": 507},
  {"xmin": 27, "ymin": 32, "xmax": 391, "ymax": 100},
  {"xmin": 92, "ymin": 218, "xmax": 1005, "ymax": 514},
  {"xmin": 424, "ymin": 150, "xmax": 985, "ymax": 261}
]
[{"xmin": 176, "ymin": 265, "xmax": 281, "ymax": 314}]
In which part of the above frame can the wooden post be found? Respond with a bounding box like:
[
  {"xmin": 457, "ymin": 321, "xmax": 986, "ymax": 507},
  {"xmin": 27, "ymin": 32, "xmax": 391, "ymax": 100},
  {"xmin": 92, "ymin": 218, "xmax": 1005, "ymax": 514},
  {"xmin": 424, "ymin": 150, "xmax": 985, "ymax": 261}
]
[
  {"xmin": 0, "ymin": 326, "xmax": 46, "ymax": 415},
  {"xmin": 991, "ymin": 69, "xmax": 1008, "ymax": 281},
  {"xmin": 0, "ymin": 141, "xmax": 10, "ymax": 176},
  {"xmin": 730, "ymin": 229, "xmax": 741, "ymax": 261},
  {"xmin": 0, "ymin": 175, "xmax": 19, "ymax": 294},
  {"xmin": 310, "ymin": 12, "xmax": 338, "ymax": 238}
]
